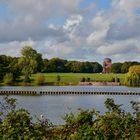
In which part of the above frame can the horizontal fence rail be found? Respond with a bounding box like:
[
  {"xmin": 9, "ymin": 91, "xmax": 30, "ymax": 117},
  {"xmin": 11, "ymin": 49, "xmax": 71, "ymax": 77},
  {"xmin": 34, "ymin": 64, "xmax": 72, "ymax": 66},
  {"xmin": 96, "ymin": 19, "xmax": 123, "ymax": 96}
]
[{"xmin": 0, "ymin": 90, "xmax": 140, "ymax": 95}]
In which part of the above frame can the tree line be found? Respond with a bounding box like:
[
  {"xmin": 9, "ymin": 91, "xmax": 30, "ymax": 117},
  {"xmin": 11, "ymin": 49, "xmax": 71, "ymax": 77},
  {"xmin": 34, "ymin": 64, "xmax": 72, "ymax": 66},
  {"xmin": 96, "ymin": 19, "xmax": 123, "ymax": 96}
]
[
  {"xmin": 111, "ymin": 62, "xmax": 140, "ymax": 73},
  {"xmin": 0, "ymin": 46, "xmax": 140, "ymax": 83},
  {"xmin": 0, "ymin": 46, "xmax": 102, "ymax": 82}
]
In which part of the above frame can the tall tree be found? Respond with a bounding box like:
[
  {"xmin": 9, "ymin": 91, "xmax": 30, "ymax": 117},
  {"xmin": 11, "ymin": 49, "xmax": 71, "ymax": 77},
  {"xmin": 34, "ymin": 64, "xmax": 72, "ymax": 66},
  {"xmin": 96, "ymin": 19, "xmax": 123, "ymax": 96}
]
[
  {"xmin": 91, "ymin": 62, "xmax": 103, "ymax": 73},
  {"xmin": 125, "ymin": 65, "xmax": 140, "ymax": 87},
  {"xmin": 44, "ymin": 58, "xmax": 67, "ymax": 72},
  {"xmin": 111, "ymin": 63, "xmax": 122, "ymax": 73},
  {"xmin": 19, "ymin": 46, "xmax": 43, "ymax": 82},
  {"xmin": 121, "ymin": 61, "xmax": 140, "ymax": 73},
  {"xmin": 0, "ymin": 55, "xmax": 13, "ymax": 81}
]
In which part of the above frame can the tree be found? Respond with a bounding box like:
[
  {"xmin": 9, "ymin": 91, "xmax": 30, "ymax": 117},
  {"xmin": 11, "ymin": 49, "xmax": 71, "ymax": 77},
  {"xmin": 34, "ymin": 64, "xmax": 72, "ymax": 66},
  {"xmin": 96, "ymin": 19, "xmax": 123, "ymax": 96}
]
[
  {"xmin": 62, "ymin": 109, "xmax": 95, "ymax": 140},
  {"xmin": 65, "ymin": 61, "xmax": 84, "ymax": 73},
  {"xmin": 91, "ymin": 62, "xmax": 103, "ymax": 73},
  {"xmin": 3, "ymin": 73, "xmax": 13, "ymax": 85},
  {"xmin": 0, "ymin": 97, "xmax": 140, "ymax": 139},
  {"xmin": 65, "ymin": 61, "xmax": 102, "ymax": 73},
  {"xmin": 45, "ymin": 58, "xmax": 67, "ymax": 72},
  {"xmin": 0, "ymin": 55, "xmax": 13, "ymax": 81},
  {"xmin": 0, "ymin": 96, "xmax": 52, "ymax": 140},
  {"xmin": 42, "ymin": 59, "xmax": 49, "ymax": 72},
  {"xmin": 81, "ymin": 62, "xmax": 93, "ymax": 73},
  {"xmin": 111, "ymin": 63, "xmax": 122, "ymax": 73},
  {"xmin": 121, "ymin": 61, "xmax": 140, "ymax": 73},
  {"xmin": 121, "ymin": 62, "xmax": 132, "ymax": 73},
  {"xmin": 7, "ymin": 57, "xmax": 22, "ymax": 81},
  {"xmin": 19, "ymin": 46, "xmax": 43, "ymax": 82},
  {"xmin": 35, "ymin": 73, "xmax": 46, "ymax": 85},
  {"xmin": 35, "ymin": 53, "xmax": 44, "ymax": 73},
  {"xmin": 56, "ymin": 75, "xmax": 61, "ymax": 83},
  {"xmin": 125, "ymin": 65, "xmax": 140, "ymax": 87},
  {"xmin": 0, "ymin": 64, "xmax": 5, "ymax": 81}
]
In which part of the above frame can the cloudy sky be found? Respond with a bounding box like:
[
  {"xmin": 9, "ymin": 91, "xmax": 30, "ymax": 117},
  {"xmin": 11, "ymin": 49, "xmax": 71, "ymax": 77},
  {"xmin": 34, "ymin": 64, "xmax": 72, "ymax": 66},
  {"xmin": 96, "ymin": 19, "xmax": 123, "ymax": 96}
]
[{"xmin": 0, "ymin": 0, "xmax": 140, "ymax": 63}]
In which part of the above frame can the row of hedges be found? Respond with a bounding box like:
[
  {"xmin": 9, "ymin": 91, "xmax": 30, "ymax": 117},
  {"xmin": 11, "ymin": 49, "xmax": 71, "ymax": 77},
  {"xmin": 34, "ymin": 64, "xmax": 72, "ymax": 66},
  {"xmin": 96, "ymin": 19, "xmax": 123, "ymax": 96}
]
[{"xmin": 2, "ymin": 73, "xmax": 46, "ymax": 85}]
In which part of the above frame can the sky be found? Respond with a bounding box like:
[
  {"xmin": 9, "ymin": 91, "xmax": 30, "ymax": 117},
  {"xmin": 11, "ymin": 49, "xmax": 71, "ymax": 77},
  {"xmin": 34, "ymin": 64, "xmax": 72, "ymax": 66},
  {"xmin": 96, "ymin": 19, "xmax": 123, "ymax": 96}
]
[{"xmin": 0, "ymin": 0, "xmax": 140, "ymax": 63}]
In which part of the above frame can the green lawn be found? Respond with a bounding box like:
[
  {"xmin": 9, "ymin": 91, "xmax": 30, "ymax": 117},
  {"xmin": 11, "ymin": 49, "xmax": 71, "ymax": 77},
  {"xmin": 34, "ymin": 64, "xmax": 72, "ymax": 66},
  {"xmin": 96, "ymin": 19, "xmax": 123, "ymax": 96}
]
[
  {"xmin": 0, "ymin": 73, "xmax": 125, "ymax": 86},
  {"xmin": 31, "ymin": 73, "xmax": 125, "ymax": 85}
]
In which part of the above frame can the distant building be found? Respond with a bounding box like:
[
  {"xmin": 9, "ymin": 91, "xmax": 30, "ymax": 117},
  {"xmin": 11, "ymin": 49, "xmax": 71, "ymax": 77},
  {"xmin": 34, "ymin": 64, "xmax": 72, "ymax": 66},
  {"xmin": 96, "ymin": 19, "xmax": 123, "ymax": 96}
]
[{"xmin": 102, "ymin": 58, "xmax": 112, "ymax": 73}]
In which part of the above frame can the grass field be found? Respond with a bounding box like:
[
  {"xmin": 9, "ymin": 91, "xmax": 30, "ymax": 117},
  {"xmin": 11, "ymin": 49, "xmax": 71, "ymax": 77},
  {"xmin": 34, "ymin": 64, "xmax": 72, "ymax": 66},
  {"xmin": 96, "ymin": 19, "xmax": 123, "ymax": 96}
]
[
  {"xmin": 0, "ymin": 73, "xmax": 125, "ymax": 86},
  {"xmin": 31, "ymin": 73, "xmax": 125, "ymax": 85}
]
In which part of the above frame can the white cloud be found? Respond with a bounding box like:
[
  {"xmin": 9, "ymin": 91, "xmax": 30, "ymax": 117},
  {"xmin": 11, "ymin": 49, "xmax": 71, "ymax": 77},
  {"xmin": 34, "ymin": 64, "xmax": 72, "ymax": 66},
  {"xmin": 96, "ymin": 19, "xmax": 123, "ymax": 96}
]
[
  {"xmin": 7, "ymin": 0, "xmax": 82, "ymax": 17},
  {"xmin": 0, "ymin": 39, "xmax": 35, "ymax": 56},
  {"xmin": 63, "ymin": 15, "xmax": 83, "ymax": 39},
  {"xmin": 112, "ymin": 0, "xmax": 140, "ymax": 17},
  {"xmin": 96, "ymin": 39, "xmax": 139, "ymax": 55},
  {"xmin": 0, "ymin": 0, "xmax": 140, "ymax": 62},
  {"xmin": 0, "ymin": 0, "xmax": 83, "ymax": 42},
  {"xmin": 87, "ymin": 30, "xmax": 107, "ymax": 46},
  {"xmin": 86, "ymin": 0, "xmax": 140, "ymax": 61}
]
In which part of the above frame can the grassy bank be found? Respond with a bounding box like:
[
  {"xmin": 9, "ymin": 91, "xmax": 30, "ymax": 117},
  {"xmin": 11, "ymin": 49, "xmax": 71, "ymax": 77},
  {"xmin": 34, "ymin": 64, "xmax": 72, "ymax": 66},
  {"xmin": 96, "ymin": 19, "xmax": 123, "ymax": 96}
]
[
  {"xmin": 0, "ymin": 73, "xmax": 125, "ymax": 86},
  {"xmin": 14, "ymin": 73, "xmax": 125, "ymax": 86}
]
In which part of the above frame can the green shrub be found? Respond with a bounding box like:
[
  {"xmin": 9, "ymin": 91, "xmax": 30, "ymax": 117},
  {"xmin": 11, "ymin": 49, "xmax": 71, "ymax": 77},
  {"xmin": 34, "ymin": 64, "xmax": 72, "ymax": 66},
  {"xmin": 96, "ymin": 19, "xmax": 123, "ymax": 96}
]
[
  {"xmin": 81, "ymin": 77, "xmax": 86, "ymax": 82},
  {"xmin": 86, "ymin": 77, "xmax": 91, "ymax": 82},
  {"xmin": 56, "ymin": 75, "xmax": 61, "ymax": 83},
  {"xmin": 125, "ymin": 65, "xmax": 140, "ymax": 87},
  {"xmin": 35, "ymin": 73, "xmax": 46, "ymax": 85},
  {"xmin": 3, "ymin": 73, "xmax": 13, "ymax": 85},
  {"xmin": 23, "ymin": 74, "xmax": 31, "ymax": 83},
  {"xmin": 111, "ymin": 77, "xmax": 115, "ymax": 82},
  {"xmin": 0, "ymin": 96, "xmax": 140, "ymax": 140}
]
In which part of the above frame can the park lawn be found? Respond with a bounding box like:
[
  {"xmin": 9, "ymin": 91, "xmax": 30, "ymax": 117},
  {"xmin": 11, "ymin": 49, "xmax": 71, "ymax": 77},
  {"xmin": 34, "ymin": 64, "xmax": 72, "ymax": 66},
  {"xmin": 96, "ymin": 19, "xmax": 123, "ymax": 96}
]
[
  {"xmin": 31, "ymin": 73, "xmax": 125, "ymax": 85},
  {"xmin": 0, "ymin": 73, "xmax": 125, "ymax": 86}
]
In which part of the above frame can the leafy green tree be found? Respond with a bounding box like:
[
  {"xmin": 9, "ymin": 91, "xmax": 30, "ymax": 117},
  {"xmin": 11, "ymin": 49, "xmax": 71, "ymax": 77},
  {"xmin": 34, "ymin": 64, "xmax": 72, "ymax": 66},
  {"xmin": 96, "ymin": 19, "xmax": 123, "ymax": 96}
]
[
  {"xmin": 35, "ymin": 53, "xmax": 44, "ymax": 73},
  {"xmin": 0, "ymin": 55, "xmax": 13, "ymax": 66},
  {"xmin": 93, "ymin": 98, "xmax": 140, "ymax": 140},
  {"xmin": 0, "ymin": 55, "xmax": 13, "ymax": 81},
  {"xmin": 111, "ymin": 63, "xmax": 122, "ymax": 73},
  {"xmin": 65, "ymin": 61, "xmax": 102, "ymax": 73},
  {"xmin": 35, "ymin": 73, "xmax": 46, "ymax": 85},
  {"xmin": 105, "ymin": 98, "xmax": 122, "ymax": 113},
  {"xmin": 61, "ymin": 109, "xmax": 96, "ymax": 140},
  {"xmin": 66, "ymin": 61, "xmax": 83, "ymax": 73},
  {"xmin": 0, "ymin": 97, "xmax": 140, "ymax": 140},
  {"xmin": 3, "ymin": 73, "xmax": 13, "ymax": 85},
  {"xmin": 7, "ymin": 57, "xmax": 22, "ymax": 81},
  {"xmin": 56, "ymin": 75, "xmax": 61, "ymax": 83},
  {"xmin": 0, "ymin": 96, "xmax": 53, "ymax": 140},
  {"xmin": 44, "ymin": 58, "xmax": 67, "ymax": 72},
  {"xmin": 1, "ymin": 109, "xmax": 34, "ymax": 139},
  {"xmin": 19, "ymin": 46, "xmax": 43, "ymax": 83},
  {"xmin": 0, "ymin": 96, "xmax": 17, "ymax": 117},
  {"xmin": 81, "ymin": 62, "xmax": 93, "ymax": 73},
  {"xmin": 121, "ymin": 61, "xmax": 140, "ymax": 73},
  {"xmin": 0, "ymin": 64, "xmax": 4, "ymax": 81},
  {"xmin": 42, "ymin": 59, "xmax": 49, "ymax": 72},
  {"xmin": 125, "ymin": 65, "xmax": 140, "ymax": 87},
  {"xmin": 91, "ymin": 62, "xmax": 103, "ymax": 73}
]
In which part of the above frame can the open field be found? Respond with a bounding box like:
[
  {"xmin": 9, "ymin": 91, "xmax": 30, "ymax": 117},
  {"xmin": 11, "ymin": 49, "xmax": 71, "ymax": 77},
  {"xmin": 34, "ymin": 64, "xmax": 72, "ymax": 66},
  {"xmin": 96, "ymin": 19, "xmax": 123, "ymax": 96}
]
[
  {"xmin": 0, "ymin": 73, "xmax": 125, "ymax": 86},
  {"xmin": 31, "ymin": 73, "xmax": 125, "ymax": 85}
]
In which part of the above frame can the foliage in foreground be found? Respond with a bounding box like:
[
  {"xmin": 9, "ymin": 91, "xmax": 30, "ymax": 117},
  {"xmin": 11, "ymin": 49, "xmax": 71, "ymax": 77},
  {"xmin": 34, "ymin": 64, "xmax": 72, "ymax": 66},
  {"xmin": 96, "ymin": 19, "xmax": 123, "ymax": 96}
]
[{"xmin": 0, "ymin": 96, "xmax": 140, "ymax": 140}]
